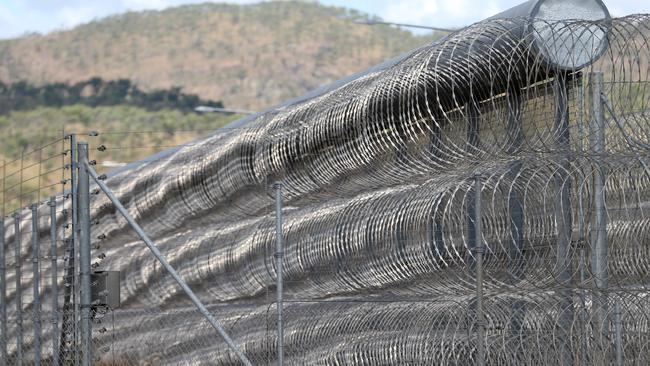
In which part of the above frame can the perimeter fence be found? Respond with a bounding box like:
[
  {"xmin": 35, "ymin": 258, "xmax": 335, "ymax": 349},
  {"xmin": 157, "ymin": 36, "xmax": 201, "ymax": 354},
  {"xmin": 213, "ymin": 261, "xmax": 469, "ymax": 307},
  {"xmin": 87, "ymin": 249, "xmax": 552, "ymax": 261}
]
[{"xmin": 2, "ymin": 9, "xmax": 650, "ymax": 366}]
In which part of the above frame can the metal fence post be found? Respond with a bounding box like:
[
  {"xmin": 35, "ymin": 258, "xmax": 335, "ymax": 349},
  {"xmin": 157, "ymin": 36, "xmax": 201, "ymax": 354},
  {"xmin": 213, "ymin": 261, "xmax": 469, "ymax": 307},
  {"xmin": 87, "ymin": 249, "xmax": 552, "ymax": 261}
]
[
  {"xmin": 31, "ymin": 204, "xmax": 41, "ymax": 366},
  {"xmin": 614, "ymin": 301, "xmax": 623, "ymax": 366},
  {"xmin": 274, "ymin": 182, "xmax": 285, "ymax": 366},
  {"xmin": 77, "ymin": 142, "xmax": 92, "ymax": 366},
  {"xmin": 466, "ymin": 100, "xmax": 480, "ymax": 155},
  {"xmin": 553, "ymin": 73, "xmax": 574, "ymax": 366},
  {"xmin": 578, "ymin": 245, "xmax": 589, "ymax": 366},
  {"xmin": 49, "ymin": 197, "xmax": 60, "ymax": 366},
  {"xmin": 590, "ymin": 72, "xmax": 609, "ymax": 354},
  {"xmin": 466, "ymin": 100, "xmax": 481, "ymax": 269},
  {"xmin": 0, "ymin": 218, "xmax": 7, "ymax": 365},
  {"xmin": 473, "ymin": 175, "xmax": 485, "ymax": 366},
  {"xmin": 506, "ymin": 88, "xmax": 524, "ymax": 275},
  {"xmin": 13, "ymin": 212, "xmax": 23, "ymax": 366},
  {"xmin": 60, "ymin": 134, "xmax": 78, "ymax": 364},
  {"xmin": 505, "ymin": 88, "xmax": 525, "ymax": 337},
  {"xmin": 576, "ymin": 75, "xmax": 590, "ymax": 366},
  {"xmin": 465, "ymin": 100, "xmax": 484, "ymax": 366},
  {"xmin": 71, "ymin": 134, "xmax": 80, "ymax": 366},
  {"xmin": 465, "ymin": 99, "xmax": 480, "ymax": 265}
]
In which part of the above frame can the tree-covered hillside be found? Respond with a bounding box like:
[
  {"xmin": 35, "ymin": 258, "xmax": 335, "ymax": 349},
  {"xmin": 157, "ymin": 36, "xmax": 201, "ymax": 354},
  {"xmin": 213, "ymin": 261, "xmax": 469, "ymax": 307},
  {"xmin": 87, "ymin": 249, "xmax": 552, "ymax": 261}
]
[
  {"xmin": 0, "ymin": 77, "xmax": 223, "ymax": 114},
  {"xmin": 0, "ymin": 1, "xmax": 440, "ymax": 110}
]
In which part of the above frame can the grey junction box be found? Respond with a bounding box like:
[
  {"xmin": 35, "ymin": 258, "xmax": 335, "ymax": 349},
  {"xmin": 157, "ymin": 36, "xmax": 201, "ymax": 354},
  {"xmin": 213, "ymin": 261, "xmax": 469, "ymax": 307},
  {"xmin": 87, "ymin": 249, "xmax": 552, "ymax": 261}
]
[{"xmin": 91, "ymin": 271, "xmax": 120, "ymax": 308}]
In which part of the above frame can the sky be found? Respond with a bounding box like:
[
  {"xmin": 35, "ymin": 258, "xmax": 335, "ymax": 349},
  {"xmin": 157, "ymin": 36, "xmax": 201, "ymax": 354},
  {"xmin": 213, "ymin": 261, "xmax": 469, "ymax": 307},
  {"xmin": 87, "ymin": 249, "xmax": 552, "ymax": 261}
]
[{"xmin": 0, "ymin": 0, "xmax": 648, "ymax": 40}]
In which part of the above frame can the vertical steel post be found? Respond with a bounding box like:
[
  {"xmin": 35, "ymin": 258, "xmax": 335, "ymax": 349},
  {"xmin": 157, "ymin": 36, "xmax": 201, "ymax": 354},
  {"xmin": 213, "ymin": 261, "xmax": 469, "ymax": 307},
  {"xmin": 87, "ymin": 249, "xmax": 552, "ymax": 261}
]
[
  {"xmin": 0, "ymin": 219, "xmax": 7, "ymax": 365},
  {"xmin": 553, "ymin": 73, "xmax": 574, "ymax": 366},
  {"xmin": 474, "ymin": 175, "xmax": 485, "ymax": 366},
  {"xmin": 590, "ymin": 72, "xmax": 609, "ymax": 351},
  {"xmin": 578, "ymin": 246, "xmax": 589, "ymax": 366},
  {"xmin": 506, "ymin": 89, "xmax": 524, "ymax": 275},
  {"xmin": 49, "ymin": 197, "xmax": 59, "ymax": 366},
  {"xmin": 31, "ymin": 204, "xmax": 41, "ymax": 366},
  {"xmin": 0, "ymin": 161, "xmax": 5, "ymax": 366},
  {"xmin": 466, "ymin": 101, "xmax": 480, "ymax": 155},
  {"xmin": 274, "ymin": 182, "xmax": 285, "ymax": 366},
  {"xmin": 576, "ymin": 75, "xmax": 590, "ymax": 366},
  {"xmin": 60, "ymin": 134, "xmax": 78, "ymax": 364},
  {"xmin": 614, "ymin": 301, "xmax": 623, "ymax": 366},
  {"xmin": 70, "ymin": 134, "xmax": 80, "ymax": 366},
  {"xmin": 13, "ymin": 212, "xmax": 23, "ymax": 366},
  {"xmin": 465, "ymin": 100, "xmax": 484, "ymax": 364},
  {"xmin": 506, "ymin": 88, "xmax": 525, "ymax": 337},
  {"xmin": 466, "ymin": 100, "xmax": 481, "ymax": 268},
  {"xmin": 77, "ymin": 142, "xmax": 92, "ymax": 366}
]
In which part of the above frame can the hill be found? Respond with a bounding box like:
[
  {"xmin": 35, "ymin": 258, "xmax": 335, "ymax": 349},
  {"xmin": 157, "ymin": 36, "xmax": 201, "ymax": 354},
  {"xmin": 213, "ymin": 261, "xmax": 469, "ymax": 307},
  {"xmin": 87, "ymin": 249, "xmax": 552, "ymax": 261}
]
[{"xmin": 0, "ymin": 1, "xmax": 439, "ymax": 111}]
